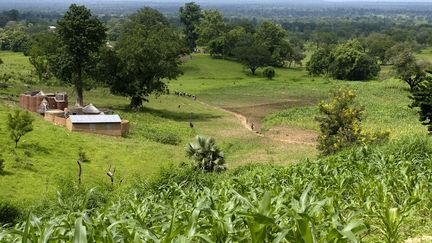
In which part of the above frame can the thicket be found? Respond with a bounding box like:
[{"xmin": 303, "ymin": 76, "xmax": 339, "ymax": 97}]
[{"xmin": 307, "ymin": 40, "xmax": 380, "ymax": 80}]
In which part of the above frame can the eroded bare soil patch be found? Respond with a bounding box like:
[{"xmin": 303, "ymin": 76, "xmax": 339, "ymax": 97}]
[{"xmin": 205, "ymin": 98, "xmax": 319, "ymax": 145}]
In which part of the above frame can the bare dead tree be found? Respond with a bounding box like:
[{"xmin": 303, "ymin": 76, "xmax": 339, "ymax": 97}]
[
  {"xmin": 77, "ymin": 159, "xmax": 82, "ymax": 185},
  {"xmin": 106, "ymin": 163, "xmax": 116, "ymax": 185}
]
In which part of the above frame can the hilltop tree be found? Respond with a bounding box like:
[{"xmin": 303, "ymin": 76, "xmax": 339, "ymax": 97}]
[
  {"xmin": 27, "ymin": 32, "xmax": 58, "ymax": 81},
  {"xmin": 0, "ymin": 23, "xmax": 30, "ymax": 52},
  {"xmin": 7, "ymin": 110, "xmax": 34, "ymax": 148},
  {"xmin": 362, "ymin": 33, "xmax": 395, "ymax": 64},
  {"xmin": 311, "ymin": 31, "xmax": 337, "ymax": 48},
  {"xmin": 278, "ymin": 41, "xmax": 305, "ymax": 68},
  {"xmin": 207, "ymin": 26, "xmax": 250, "ymax": 58},
  {"xmin": 179, "ymin": 2, "xmax": 202, "ymax": 52},
  {"xmin": 410, "ymin": 76, "xmax": 432, "ymax": 133},
  {"xmin": 307, "ymin": 48, "xmax": 333, "ymax": 76},
  {"xmin": 392, "ymin": 49, "xmax": 429, "ymax": 89},
  {"xmin": 255, "ymin": 21, "xmax": 286, "ymax": 55},
  {"xmin": 56, "ymin": 4, "xmax": 106, "ymax": 106},
  {"xmin": 223, "ymin": 26, "xmax": 249, "ymax": 57},
  {"xmin": 234, "ymin": 43, "xmax": 272, "ymax": 75},
  {"xmin": 385, "ymin": 42, "xmax": 414, "ymax": 65},
  {"xmin": 104, "ymin": 7, "xmax": 187, "ymax": 109},
  {"xmin": 329, "ymin": 39, "xmax": 380, "ymax": 80},
  {"xmin": 196, "ymin": 10, "xmax": 226, "ymax": 46}
]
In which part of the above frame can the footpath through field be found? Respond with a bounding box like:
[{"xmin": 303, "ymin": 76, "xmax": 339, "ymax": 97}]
[{"xmin": 198, "ymin": 100, "xmax": 318, "ymax": 145}]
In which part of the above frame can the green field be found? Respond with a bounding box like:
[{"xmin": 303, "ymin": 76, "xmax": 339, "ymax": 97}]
[{"xmin": 0, "ymin": 50, "xmax": 427, "ymax": 207}]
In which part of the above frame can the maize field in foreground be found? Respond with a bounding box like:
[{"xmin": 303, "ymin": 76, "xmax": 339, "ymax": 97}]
[{"xmin": 1, "ymin": 136, "xmax": 432, "ymax": 242}]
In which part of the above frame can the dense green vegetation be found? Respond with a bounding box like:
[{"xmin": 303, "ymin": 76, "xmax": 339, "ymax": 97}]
[
  {"xmin": 1, "ymin": 137, "xmax": 432, "ymax": 241},
  {"xmin": 1, "ymin": 2, "xmax": 432, "ymax": 241}
]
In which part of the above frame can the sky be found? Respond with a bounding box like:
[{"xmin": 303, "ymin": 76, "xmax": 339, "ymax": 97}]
[{"xmin": 2, "ymin": 0, "xmax": 432, "ymax": 2}]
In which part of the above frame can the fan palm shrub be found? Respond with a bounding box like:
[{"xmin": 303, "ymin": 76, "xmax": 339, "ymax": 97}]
[{"xmin": 186, "ymin": 135, "xmax": 227, "ymax": 172}]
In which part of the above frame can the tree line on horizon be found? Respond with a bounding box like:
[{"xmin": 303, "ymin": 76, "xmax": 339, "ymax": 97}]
[{"xmin": 0, "ymin": 2, "xmax": 431, "ymax": 126}]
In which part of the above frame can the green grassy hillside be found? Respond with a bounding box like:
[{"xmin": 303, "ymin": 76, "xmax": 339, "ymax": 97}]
[{"xmin": 0, "ymin": 50, "xmax": 428, "ymax": 207}]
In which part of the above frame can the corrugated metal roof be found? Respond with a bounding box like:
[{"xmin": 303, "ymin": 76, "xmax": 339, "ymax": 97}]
[{"xmin": 69, "ymin": 115, "xmax": 121, "ymax": 124}]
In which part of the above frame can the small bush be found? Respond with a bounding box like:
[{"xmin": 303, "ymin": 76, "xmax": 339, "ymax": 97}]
[
  {"xmin": 316, "ymin": 88, "xmax": 389, "ymax": 155},
  {"xmin": 7, "ymin": 110, "xmax": 34, "ymax": 148},
  {"xmin": 0, "ymin": 202, "xmax": 21, "ymax": 225},
  {"xmin": 262, "ymin": 67, "xmax": 275, "ymax": 80}
]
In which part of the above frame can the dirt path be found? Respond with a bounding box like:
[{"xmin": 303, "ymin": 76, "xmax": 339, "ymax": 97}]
[{"xmin": 198, "ymin": 100, "xmax": 318, "ymax": 146}]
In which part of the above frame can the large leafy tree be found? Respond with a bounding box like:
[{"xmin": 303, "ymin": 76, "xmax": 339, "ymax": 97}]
[
  {"xmin": 392, "ymin": 49, "xmax": 429, "ymax": 89},
  {"xmin": 234, "ymin": 43, "xmax": 272, "ymax": 75},
  {"xmin": 103, "ymin": 7, "xmax": 187, "ymax": 109},
  {"xmin": 196, "ymin": 10, "xmax": 226, "ymax": 46},
  {"xmin": 0, "ymin": 23, "xmax": 29, "ymax": 52},
  {"xmin": 306, "ymin": 48, "xmax": 334, "ymax": 76},
  {"xmin": 329, "ymin": 39, "xmax": 380, "ymax": 80},
  {"xmin": 310, "ymin": 31, "xmax": 337, "ymax": 48},
  {"xmin": 255, "ymin": 21, "xmax": 286, "ymax": 55},
  {"xmin": 362, "ymin": 33, "xmax": 395, "ymax": 64},
  {"xmin": 56, "ymin": 4, "xmax": 106, "ymax": 106},
  {"xmin": 27, "ymin": 32, "xmax": 58, "ymax": 81},
  {"xmin": 179, "ymin": 2, "xmax": 202, "ymax": 52}
]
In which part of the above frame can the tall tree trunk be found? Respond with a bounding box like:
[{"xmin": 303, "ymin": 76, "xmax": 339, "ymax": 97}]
[
  {"xmin": 77, "ymin": 160, "xmax": 82, "ymax": 185},
  {"xmin": 129, "ymin": 96, "xmax": 143, "ymax": 109},
  {"xmin": 75, "ymin": 66, "xmax": 84, "ymax": 107}
]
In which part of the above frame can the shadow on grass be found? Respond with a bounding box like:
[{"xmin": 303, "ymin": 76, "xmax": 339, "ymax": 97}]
[
  {"xmin": 108, "ymin": 104, "xmax": 222, "ymax": 122},
  {"xmin": 20, "ymin": 143, "xmax": 51, "ymax": 155},
  {"xmin": 0, "ymin": 170, "xmax": 13, "ymax": 176},
  {"xmin": 142, "ymin": 107, "xmax": 222, "ymax": 122}
]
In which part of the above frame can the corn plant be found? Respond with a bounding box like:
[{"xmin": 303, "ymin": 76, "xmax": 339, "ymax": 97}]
[{"xmin": 1, "ymin": 136, "xmax": 432, "ymax": 241}]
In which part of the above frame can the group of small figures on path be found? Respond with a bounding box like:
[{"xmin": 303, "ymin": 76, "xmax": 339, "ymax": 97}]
[
  {"xmin": 174, "ymin": 90, "xmax": 258, "ymax": 134},
  {"xmin": 174, "ymin": 90, "xmax": 197, "ymax": 129},
  {"xmin": 246, "ymin": 118, "xmax": 257, "ymax": 132},
  {"xmin": 174, "ymin": 91, "xmax": 197, "ymax": 101}
]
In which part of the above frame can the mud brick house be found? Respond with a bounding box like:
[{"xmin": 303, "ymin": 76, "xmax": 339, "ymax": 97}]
[
  {"xmin": 19, "ymin": 91, "xmax": 129, "ymax": 137},
  {"xmin": 19, "ymin": 91, "xmax": 68, "ymax": 112}
]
